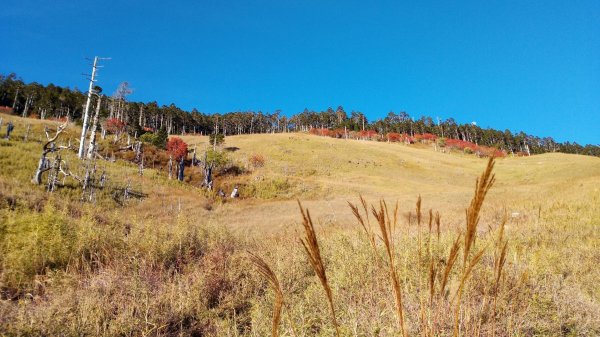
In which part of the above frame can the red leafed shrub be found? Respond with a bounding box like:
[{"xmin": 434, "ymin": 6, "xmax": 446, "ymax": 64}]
[
  {"xmin": 386, "ymin": 133, "xmax": 413, "ymax": 143},
  {"xmin": 50, "ymin": 116, "xmax": 68, "ymax": 123},
  {"xmin": 492, "ymin": 149, "xmax": 507, "ymax": 158},
  {"xmin": 476, "ymin": 145, "xmax": 507, "ymax": 158},
  {"xmin": 413, "ymin": 133, "xmax": 437, "ymax": 142},
  {"xmin": 330, "ymin": 129, "xmax": 346, "ymax": 138},
  {"xmin": 444, "ymin": 138, "xmax": 506, "ymax": 158},
  {"xmin": 105, "ymin": 118, "xmax": 127, "ymax": 134},
  {"xmin": 249, "ymin": 153, "xmax": 265, "ymax": 168},
  {"xmin": 167, "ymin": 137, "xmax": 188, "ymax": 160},
  {"xmin": 386, "ymin": 132, "xmax": 402, "ymax": 142},
  {"xmin": 309, "ymin": 128, "xmax": 331, "ymax": 136},
  {"xmin": 143, "ymin": 126, "xmax": 155, "ymax": 132},
  {"xmin": 445, "ymin": 138, "xmax": 478, "ymax": 151},
  {"xmin": 0, "ymin": 106, "xmax": 13, "ymax": 114},
  {"xmin": 358, "ymin": 130, "xmax": 379, "ymax": 140},
  {"xmin": 29, "ymin": 113, "xmax": 40, "ymax": 119}
]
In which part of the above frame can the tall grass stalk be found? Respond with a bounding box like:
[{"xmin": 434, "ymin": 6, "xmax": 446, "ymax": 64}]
[
  {"xmin": 453, "ymin": 157, "xmax": 496, "ymax": 337},
  {"xmin": 297, "ymin": 201, "xmax": 340, "ymax": 337},
  {"xmin": 370, "ymin": 200, "xmax": 408, "ymax": 337},
  {"xmin": 248, "ymin": 252, "xmax": 284, "ymax": 337}
]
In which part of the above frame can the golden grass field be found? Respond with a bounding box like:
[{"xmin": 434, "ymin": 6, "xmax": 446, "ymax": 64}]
[{"xmin": 1, "ymin": 113, "xmax": 599, "ymax": 336}]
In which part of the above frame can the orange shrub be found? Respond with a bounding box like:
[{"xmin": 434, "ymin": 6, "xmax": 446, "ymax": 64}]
[{"xmin": 249, "ymin": 154, "xmax": 265, "ymax": 168}]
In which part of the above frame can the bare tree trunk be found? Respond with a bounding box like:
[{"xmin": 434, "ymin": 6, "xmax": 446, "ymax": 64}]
[
  {"xmin": 177, "ymin": 158, "xmax": 185, "ymax": 181},
  {"xmin": 33, "ymin": 124, "xmax": 69, "ymax": 185},
  {"xmin": 78, "ymin": 56, "xmax": 99, "ymax": 159},
  {"xmin": 139, "ymin": 104, "xmax": 144, "ymax": 127},
  {"xmin": 23, "ymin": 124, "xmax": 31, "ymax": 142},
  {"xmin": 168, "ymin": 156, "xmax": 173, "ymax": 180},
  {"xmin": 12, "ymin": 88, "xmax": 19, "ymax": 110},
  {"xmin": 22, "ymin": 95, "xmax": 33, "ymax": 117},
  {"xmin": 87, "ymin": 95, "xmax": 102, "ymax": 159},
  {"xmin": 202, "ymin": 151, "xmax": 213, "ymax": 190},
  {"xmin": 139, "ymin": 156, "xmax": 144, "ymax": 176},
  {"xmin": 192, "ymin": 145, "xmax": 197, "ymax": 166}
]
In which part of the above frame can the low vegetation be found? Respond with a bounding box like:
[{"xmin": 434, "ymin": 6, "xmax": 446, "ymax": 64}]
[{"xmin": 0, "ymin": 113, "xmax": 599, "ymax": 336}]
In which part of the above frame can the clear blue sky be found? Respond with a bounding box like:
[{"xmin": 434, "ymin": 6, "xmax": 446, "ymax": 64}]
[{"xmin": 1, "ymin": 0, "xmax": 598, "ymax": 144}]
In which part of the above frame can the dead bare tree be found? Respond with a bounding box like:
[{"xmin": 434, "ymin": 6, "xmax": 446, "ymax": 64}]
[
  {"xmin": 79, "ymin": 56, "xmax": 110, "ymax": 159},
  {"xmin": 86, "ymin": 95, "xmax": 102, "ymax": 159},
  {"xmin": 23, "ymin": 124, "xmax": 31, "ymax": 142},
  {"xmin": 139, "ymin": 156, "xmax": 144, "ymax": 176},
  {"xmin": 168, "ymin": 155, "xmax": 173, "ymax": 180},
  {"xmin": 177, "ymin": 157, "xmax": 185, "ymax": 181},
  {"xmin": 32, "ymin": 123, "xmax": 70, "ymax": 185},
  {"xmin": 201, "ymin": 151, "xmax": 214, "ymax": 190}
]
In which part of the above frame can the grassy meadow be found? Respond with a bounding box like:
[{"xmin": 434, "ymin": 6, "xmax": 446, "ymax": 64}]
[{"xmin": 1, "ymin": 113, "xmax": 599, "ymax": 336}]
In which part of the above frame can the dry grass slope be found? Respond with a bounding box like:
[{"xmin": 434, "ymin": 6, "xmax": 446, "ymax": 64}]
[{"xmin": 0, "ymin": 113, "xmax": 599, "ymax": 336}]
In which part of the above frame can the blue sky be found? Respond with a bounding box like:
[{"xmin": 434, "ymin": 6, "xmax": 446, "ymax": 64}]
[{"xmin": 1, "ymin": 0, "xmax": 598, "ymax": 144}]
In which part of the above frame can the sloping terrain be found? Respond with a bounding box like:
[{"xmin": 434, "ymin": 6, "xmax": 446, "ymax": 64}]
[
  {"xmin": 180, "ymin": 132, "xmax": 600, "ymax": 234},
  {"xmin": 1, "ymin": 113, "xmax": 599, "ymax": 336}
]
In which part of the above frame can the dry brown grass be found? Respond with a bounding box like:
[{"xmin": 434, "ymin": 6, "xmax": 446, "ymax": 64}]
[
  {"xmin": 248, "ymin": 252, "xmax": 284, "ymax": 337},
  {"xmin": 298, "ymin": 200, "xmax": 341, "ymax": 337},
  {"xmin": 2, "ymin": 114, "xmax": 600, "ymax": 336},
  {"xmin": 370, "ymin": 200, "xmax": 408, "ymax": 336}
]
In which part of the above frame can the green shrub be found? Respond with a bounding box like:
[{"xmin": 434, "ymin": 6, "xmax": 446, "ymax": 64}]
[
  {"xmin": 153, "ymin": 128, "xmax": 168, "ymax": 149},
  {"xmin": 139, "ymin": 132, "xmax": 156, "ymax": 144},
  {"xmin": 0, "ymin": 205, "xmax": 74, "ymax": 288},
  {"xmin": 208, "ymin": 133, "xmax": 225, "ymax": 147},
  {"xmin": 206, "ymin": 149, "xmax": 229, "ymax": 169},
  {"xmin": 436, "ymin": 137, "xmax": 446, "ymax": 147},
  {"xmin": 243, "ymin": 177, "xmax": 292, "ymax": 199}
]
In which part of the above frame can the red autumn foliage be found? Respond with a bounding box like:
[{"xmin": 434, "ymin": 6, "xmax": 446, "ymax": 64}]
[
  {"xmin": 166, "ymin": 137, "xmax": 188, "ymax": 160},
  {"xmin": 105, "ymin": 118, "xmax": 127, "ymax": 134},
  {"xmin": 143, "ymin": 126, "xmax": 155, "ymax": 132},
  {"xmin": 309, "ymin": 128, "xmax": 331, "ymax": 136},
  {"xmin": 50, "ymin": 116, "xmax": 69, "ymax": 123},
  {"xmin": 329, "ymin": 129, "xmax": 346, "ymax": 138},
  {"xmin": 415, "ymin": 133, "xmax": 437, "ymax": 141},
  {"xmin": 444, "ymin": 138, "xmax": 506, "ymax": 157},
  {"xmin": 386, "ymin": 133, "xmax": 413, "ymax": 143},
  {"xmin": 0, "ymin": 106, "xmax": 13, "ymax": 114},
  {"xmin": 445, "ymin": 138, "xmax": 477, "ymax": 150},
  {"xmin": 249, "ymin": 153, "xmax": 265, "ymax": 168},
  {"xmin": 358, "ymin": 130, "xmax": 379, "ymax": 140}
]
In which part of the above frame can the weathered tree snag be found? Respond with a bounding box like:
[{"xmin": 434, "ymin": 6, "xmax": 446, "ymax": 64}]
[
  {"xmin": 177, "ymin": 158, "xmax": 185, "ymax": 181},
  {"xmin": 138, "ymin": 156, "xmax": 144, "ymax": 176},
  {"xmin": 12, "ymin": 88, "xmax": 19, "ymax": 110},
  {"xmin": 23, "ymin": 124, "xmax": 31, "ymax": 142},
  {"xmin": 46, "ymin": 154, "xmax": 61, "ymax": 192},
  {"xmin": 22, "ymin": 94, "xmax": 33, "ymax": 117},
  {"xmin": 230, "ymin": 186, "xmax": 238, "ymax": 198},
  {"xmin": 86, "ymin": 95, "xmax": 102, "ymax": 159},
  {"xmin": 79, "ymin": 57, "xmax": 99, "ymax": 159},
  {"xmin": 32, "ymin": 123, "xmax": 69, "ymax": 185},
  {"xmin": 168, "ymin": 155, "xmax": 173, "ymax": 180},
  {"xmin": 86, "ymin": 98, "xmax": 101, "ymax": 157},
  {"xmin": 201, "ymin": 151, "xmax": 214, "ymax": 190},
  {"xmin": 134, "ymin": 141, "xmax": 142, "ymax": 162},
  {"xmin": 192, "ymin": 145, "xmax": 197, "ymax": 166}
]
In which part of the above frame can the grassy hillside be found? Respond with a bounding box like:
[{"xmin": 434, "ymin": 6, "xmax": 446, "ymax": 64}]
[
  {"xmin": 1, "ymin": 113, "xmax": 599, "ymax": 336},
  {"xmin": 180, "ymin": 132, "xmax": 600, "ymax": 234}
]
